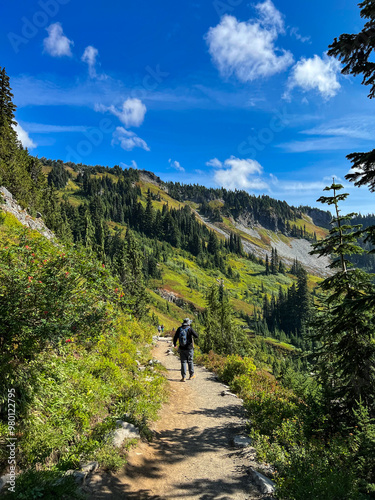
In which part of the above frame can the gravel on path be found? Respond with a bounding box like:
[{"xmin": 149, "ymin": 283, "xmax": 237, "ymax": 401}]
[{"xmin": 89, "ymin": 337, "xmax": 267, "ymax": 500}]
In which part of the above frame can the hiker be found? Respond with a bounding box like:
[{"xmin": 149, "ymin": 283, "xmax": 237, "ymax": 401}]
[
  {"xmin": 157, "ymin": 325, "xmax": 161, "ymax": 335},
  {"xmin": 173, "ymin": 318, "xmax": 198, "ymax": 382},
  {"xmin": 161, "ymin": 324, "xmax": 164, "ymax": 334}
]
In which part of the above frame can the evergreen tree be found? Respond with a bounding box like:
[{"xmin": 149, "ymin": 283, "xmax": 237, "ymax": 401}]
[
  {"xmin": 121, "ymin": 229, "xmax": 149, "ymax": 318},
  {"xmin": 207, "ymin": 231, "xmax": 219, "ymax": 255},
  {"xmin": 203, "ymin": 283, "xmax": 249, "ymax": 355},
  {"xmin": 0, "ymin": 66, "xmax": 17, "ymax": 164},
  {"xmin": 310, "ymin": 181, "xmax": 375, "ymax": 422},
  {"xmin": 295, "ymin": 267, "xmax": 311, "ymax": 333},
  {"xmin": 48, "ymin": 163, "xmax": 69, "ymax": 189},
  {"xmin": 144, "ymin": 189, "xmax": 154, "ymax": 236},
  {"xmin": 265, "ymin": 254, "xmax": 270, "ymax": 275}
]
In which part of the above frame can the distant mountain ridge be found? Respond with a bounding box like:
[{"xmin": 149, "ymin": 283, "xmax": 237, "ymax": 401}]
[{"xmin": 39, "ymin": 158, "xmax": 332, "ymax": 277}]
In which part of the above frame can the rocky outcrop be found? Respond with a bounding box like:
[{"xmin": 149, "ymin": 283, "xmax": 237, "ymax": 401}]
[
  {"xmin": 156, "ymin": 288, "xmax": 185, "ymax": 307},
  {"xmin": 106, "ymin": 420, "xmax": 140, "ymax": 448},
  {"xmin": 302, "ymin": 207, "xmax": 331, "ymax": 229},
  {"xmin": 248, "ymin": 468, "xmax": 275, "ymax": 495},
  {"xmin": 0, "ymin": 186, "xmax": 55, "ymax": 241}
]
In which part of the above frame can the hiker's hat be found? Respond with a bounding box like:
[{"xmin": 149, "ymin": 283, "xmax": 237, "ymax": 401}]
[{"xmin": 182, "ymin": 317, "xmax": 191, "ymax": 325}]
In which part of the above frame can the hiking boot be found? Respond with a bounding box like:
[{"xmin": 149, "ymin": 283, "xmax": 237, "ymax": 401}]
[
  {"xmin": 189, "ymin": 374, "xmax": 196, "ymax": 380},
  {"xmin": 180, "ymin": 377, "xmax": 186, "ymax": 382}
]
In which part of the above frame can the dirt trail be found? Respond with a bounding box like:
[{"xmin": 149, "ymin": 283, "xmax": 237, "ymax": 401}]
[{"xmin": 89, "ymin": 338, "xmax": 265, "ymax": 500}]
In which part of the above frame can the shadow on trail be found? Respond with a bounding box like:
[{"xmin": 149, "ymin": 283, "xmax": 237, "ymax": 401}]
[
  {"xmin": 169, "ymin": 476, "xmax": 252, "ymax": 499},
  {"xmin": 184, "ymin": 403, "xmax": 247, "ymax": 420},
  {"xmin": 92, "ymin": 481, "xmax": 164, "ymax": 499},
  {"xmin": 92, "ymin": 416, "xmax": 251, "ymax": 499}
]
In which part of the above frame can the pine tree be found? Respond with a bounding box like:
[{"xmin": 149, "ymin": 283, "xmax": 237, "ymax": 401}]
[
  {"xmin": 121, "ymin": 228, "xmax": 149, "ymax": 318},
  {"xmin": 265, "ymin": 254, "xmax": 270, "ymax": 275},
  {"xmin": 203, "ymin": 283, "xmax": 249, "ymax": 355},
  {"xmin": 0, "ymin": 67, "xmax": 17, "ymax": 162},
  {"xmin": 144, "ymin": 189, "xmax": 154, "ymax": 236},
  {"xmin": 310, "ymin": 181, "xmax": 375, "ymax": 421},
  {"xmin": 207, "ymin": 231, "xmax": 219, "ymax": 255},
  {"xmin": 295, "ymin": 267, "xmax": 311, "ymax": 333}
]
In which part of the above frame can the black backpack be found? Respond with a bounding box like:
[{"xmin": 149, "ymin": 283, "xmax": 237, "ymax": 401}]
[{"xmin": 179, "ymin": 326, "xmax": 189, "ymax": 347}]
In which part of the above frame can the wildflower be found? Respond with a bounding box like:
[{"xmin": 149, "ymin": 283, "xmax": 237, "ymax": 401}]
[
  {"xmin": 65, "ymin": 339, "xmax": 72, "ymax": 343},
  {"xmin": 44, "ymin": 311, "xmax": 48, "ymax": 315},
  {"xmin": 25, "ymin": 245, "xmax": 30, "ymax": 249},
  {"xmin": 32, "ymin": 253, "xmax": 35, "ymax": 257},
  {"xmin": 102, "ymin": 264, "xmax": 105, "ymax": 268},
  {"xmin": 115, "ymin": 288, "xmax": 118, "ymax": 292},
  {"xmin": 38, "ymin": 281, "xmax": 42, "ymax": 284},
  {"xmin": 28, "ymin": 276, "xmax": 33, "ymax": 282}
]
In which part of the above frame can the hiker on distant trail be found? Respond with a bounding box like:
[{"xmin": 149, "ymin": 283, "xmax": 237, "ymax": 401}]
[
  {"xmin": 173, "ymin": 318, "xmax": 198, "ymax": 382},
  {"xmin": 157, "ymin": 325, "xmax": 161, "ymax": 335},
  {"xmin": 161, "ymin": 324, "xmax": 164, "ymax": 334}
]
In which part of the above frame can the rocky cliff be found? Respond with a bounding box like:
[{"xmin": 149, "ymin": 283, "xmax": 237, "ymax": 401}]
[{"xmin": 0, "ymin": 186, "xmax": 55, "ymax": 241}]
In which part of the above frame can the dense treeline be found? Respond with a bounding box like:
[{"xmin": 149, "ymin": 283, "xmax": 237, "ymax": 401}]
[
  {"xmin": 348, "ymin": 213, "xmax": 375, "ymax": 273},
  {"xmin": 56, "ymin": 169, "xmax": 254, "ymax": 281},
  {"xmin": 166, "ymin": 180, "xmax": 298, "ymax": 232},
  {"xmin": 262, "ymin": 267, "xmax": 312, "ymax": 341}
]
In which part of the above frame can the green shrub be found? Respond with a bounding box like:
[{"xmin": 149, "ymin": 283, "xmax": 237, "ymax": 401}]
[
  {"xmin": 92, "ymin": 444, "xmax": 128, "ymax": 471},
  {"xmin": 3, "ymin": 469, "xmax": 83, "ymax": 500},
  {"xmin": 0, "ymin": 229, "xmax": 122, "ymax": 368},
  {"xmin": 275, "ymin": 441, "xmax": 363, "ymax": 500},
  {"xmin": 219, "ymin": 354, "xmax": 256, "ymax": 384}
]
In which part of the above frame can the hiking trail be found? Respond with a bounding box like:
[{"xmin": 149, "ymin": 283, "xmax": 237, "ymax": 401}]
[{"xmin": 88, "ymin": 337, "xmax": 271, "ymax": 499}]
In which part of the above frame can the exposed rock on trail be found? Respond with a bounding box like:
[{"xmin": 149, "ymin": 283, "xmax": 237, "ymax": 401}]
[{"xmin": 89, "ymin": 338, "xmax": 272, "ymax": 499}]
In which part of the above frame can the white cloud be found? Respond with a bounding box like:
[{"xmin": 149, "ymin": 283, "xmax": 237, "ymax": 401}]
[
  {"xmin": 120, "ymin": 160, "xmax": 138, "ymax": 169},
  {"xmin": 205, "ymin": 1, "xmax": 293, "ymax": 82},
  {"xmin": 82, "ymin": 46, "xmax": 107, "ymax": 79},
  {"xmin": 323, "ymin": 175, "xmax": 344, "ymax": 183},
  {"xmin": 20, "ymin": 122, "xmax": 87, "ymax": 133},
  {"xmin": 278, "ymin": 137, "xmax": 358, "ymax": 153},
  {"xmin": 255, "ymin": 0, "xmax": 284, "ymax": 31},
  {"xmin": 301, "ymin": 116, "xmax": 375, "ymax": 141},
  {"xmin": 206, "ymin": 158, "xmax": 223, "ymax": 168},
  {"xmin": 43, "ymin": 23, "xmax": 73, "ymax": 57},
  {"xmin": 279, "ymin": 115, "xmax": 375, "ymax": 152},
  {"xmin": 211, "ymin": 156, "xmax": 268, "ymax": 190},
  {"xmin": 168, "ymin": 159, "xmax": 185, "ymax": 172},
  {"xmin": 112, "ymin": 127, "xmax": 149, "ymax": 151},
  {"xmin": 96, "ymin": 98, "xmax": 146, "ymax": 127},
  {"xmin": 288, "ymin": 27, "xmax": 311, "ymax": 43},
  {"xmin": 285, "ymin": 54, "xmax": 341, "ymax": 100},
  {"xmin": 12, "ymin": 123, "xmax": 36, "ymax": 149}
]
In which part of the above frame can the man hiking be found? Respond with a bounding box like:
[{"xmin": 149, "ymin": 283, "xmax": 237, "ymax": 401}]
[{"xmin": 173, "ymin": 318, "xmax": 198, "ymax": 382}]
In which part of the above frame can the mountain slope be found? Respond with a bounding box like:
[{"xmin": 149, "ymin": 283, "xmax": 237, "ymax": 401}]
[{"xmin": 43, "ymin": 160, "xmax": 331, "ymax": 278}]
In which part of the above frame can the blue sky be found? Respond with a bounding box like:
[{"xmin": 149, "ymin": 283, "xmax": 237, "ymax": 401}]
[{"xmin": 2, "ymin": 0, "xmax": 374, "ymax": 213}]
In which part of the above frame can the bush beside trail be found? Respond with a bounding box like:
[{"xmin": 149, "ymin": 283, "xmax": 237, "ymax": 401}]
[
  {"xmin": 0, "ymin": 222, "xmax": 168, "ymax": 499},
  {"xmin": 195, "ymin": 350, "xmax": 375, "ymax": 499}
]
